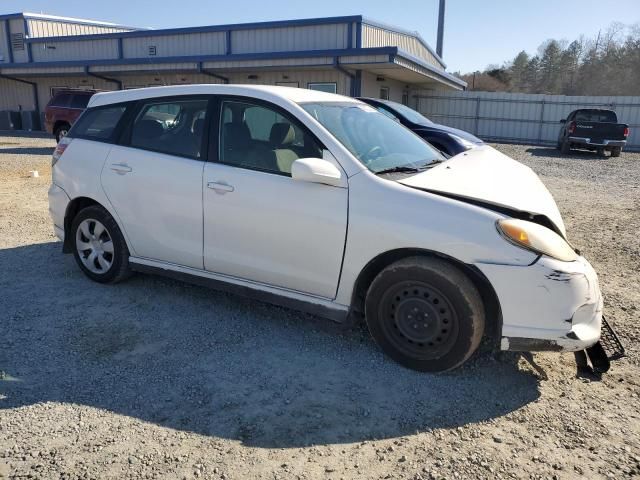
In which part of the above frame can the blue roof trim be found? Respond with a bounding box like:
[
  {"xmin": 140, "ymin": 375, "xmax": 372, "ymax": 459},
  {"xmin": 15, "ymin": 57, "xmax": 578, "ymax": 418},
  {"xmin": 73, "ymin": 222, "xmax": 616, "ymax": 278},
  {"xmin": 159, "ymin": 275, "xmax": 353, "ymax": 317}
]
[
  {"xmin": 4, "ymin": 19, "xmax": 14, "ymax": 63},
  {"xmin": 0, "ymin": 13, "xmax": 23, "ymax": 21},
  {"xmin": 24, "ymin": 15, "xmax": 365, "ymax": 43},
  {"xmin": 361, "ymin": 17, "xmax": 446, "ymax": 69},
  {"xmin": 0, "ymin": 46, "xmax": 398, "ymax": 70},
  {"xmin": 393, "ymin": 48, "xmax": 465, "ymax": 88}
]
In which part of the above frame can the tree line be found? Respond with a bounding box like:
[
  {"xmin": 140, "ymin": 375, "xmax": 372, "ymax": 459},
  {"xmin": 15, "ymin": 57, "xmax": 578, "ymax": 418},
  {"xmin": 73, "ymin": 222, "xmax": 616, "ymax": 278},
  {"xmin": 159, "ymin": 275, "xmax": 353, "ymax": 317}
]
[{"xmin": 456, "ymin": 23, "xmax": 640, "ymax": 96}]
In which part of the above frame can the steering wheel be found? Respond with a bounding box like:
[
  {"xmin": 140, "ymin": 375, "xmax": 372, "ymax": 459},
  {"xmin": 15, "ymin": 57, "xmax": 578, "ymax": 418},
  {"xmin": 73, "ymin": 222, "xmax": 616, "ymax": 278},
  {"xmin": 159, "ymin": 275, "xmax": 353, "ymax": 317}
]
[{"xmin": 364, "ymin": 146, "xmax": 383, "ymax": 161}]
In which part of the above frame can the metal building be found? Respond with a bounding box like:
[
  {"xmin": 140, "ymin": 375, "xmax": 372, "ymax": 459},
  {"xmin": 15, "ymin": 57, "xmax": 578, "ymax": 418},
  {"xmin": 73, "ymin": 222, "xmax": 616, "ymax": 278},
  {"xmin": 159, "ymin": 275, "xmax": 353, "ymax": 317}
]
[{"xmin": 0, "ymin": 12, "xmax": 466, "ymax": 130}]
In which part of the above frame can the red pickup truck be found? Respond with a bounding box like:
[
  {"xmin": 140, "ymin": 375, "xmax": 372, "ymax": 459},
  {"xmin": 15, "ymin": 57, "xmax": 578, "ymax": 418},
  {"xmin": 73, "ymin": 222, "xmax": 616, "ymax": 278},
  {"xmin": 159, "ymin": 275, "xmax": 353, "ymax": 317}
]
[{"xmin": 44, "ymin": 89, "xmax": 100, "ymax": 142}]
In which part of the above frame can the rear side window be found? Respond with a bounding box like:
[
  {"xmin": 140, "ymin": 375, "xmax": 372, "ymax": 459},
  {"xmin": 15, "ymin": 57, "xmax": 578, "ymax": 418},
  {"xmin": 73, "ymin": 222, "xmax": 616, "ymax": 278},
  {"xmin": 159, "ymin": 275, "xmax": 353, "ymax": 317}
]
[
  {"xmin": 70, "ymin": 105, "xmax": 127, "ymax": 141},
  {"xmin": 130, "ymin": 99, "xmax": 208, "ymax": 159},
  {"xmin": 70, "ymin": 94, "xmax": 92, "ymax": 109},
  {"xmin": 50, "ymin": 93, "xmax": 72, "ymax": 108},
  {"xmin": 574, "ymin": 110, "xmax": 617, "ymax": 123}
]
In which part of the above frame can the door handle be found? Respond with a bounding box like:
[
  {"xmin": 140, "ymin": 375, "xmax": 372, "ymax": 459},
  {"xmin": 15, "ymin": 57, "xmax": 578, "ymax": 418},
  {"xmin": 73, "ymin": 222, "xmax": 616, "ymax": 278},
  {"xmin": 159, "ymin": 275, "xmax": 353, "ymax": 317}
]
[
  {"xmin": 207, "ymin": 181, "xmax": 234, "ymax": 194},
  {"xmin": 110, "ymin": 163, "xmax": 132, "ymax": 175}
]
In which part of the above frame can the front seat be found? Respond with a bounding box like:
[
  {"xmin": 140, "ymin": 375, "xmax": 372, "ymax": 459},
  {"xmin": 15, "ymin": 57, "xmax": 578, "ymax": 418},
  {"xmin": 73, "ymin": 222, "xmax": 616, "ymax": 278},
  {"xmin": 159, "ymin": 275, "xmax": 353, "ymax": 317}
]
[{"xmin": 269, "ymin": 122, "xmax": 299, "ymax": 174}]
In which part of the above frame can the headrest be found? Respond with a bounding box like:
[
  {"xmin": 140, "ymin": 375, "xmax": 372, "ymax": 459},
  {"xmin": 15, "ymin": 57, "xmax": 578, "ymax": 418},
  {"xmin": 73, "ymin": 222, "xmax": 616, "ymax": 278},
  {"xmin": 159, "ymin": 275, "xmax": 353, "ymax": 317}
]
[
  {"xmin": 223, "ymin": 122, "xmax": 251, "ymax": 149},
  {"xmin": 192, "ymin": 118, "xmax": 204, "ymax": 137},
  {"xmin": 269, "ymin": 122, "xmax": 295, "ymax": 146},
  {"xmin": 135, "ymin": 119, "xmax": 164, "ymax": 139}
]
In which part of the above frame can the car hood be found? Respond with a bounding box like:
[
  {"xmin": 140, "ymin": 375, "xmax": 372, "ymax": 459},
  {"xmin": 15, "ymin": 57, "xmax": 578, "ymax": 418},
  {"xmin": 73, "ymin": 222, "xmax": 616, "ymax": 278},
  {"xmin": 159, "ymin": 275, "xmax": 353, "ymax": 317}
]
[
  {"xmin": 414, "ymin": 124, "xmax": 484, "ymax": 144},
  {"xmin": 397, "ymin": 146, "xmax": 567, "ymax": 236}
]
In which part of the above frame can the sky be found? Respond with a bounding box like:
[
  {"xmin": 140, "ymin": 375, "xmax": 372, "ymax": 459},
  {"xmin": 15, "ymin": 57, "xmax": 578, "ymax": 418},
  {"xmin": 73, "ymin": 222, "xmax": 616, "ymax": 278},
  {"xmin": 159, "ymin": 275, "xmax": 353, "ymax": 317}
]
[{"xmin": 5, "ymin": 0, "xmax": 640, "ymax": 73}]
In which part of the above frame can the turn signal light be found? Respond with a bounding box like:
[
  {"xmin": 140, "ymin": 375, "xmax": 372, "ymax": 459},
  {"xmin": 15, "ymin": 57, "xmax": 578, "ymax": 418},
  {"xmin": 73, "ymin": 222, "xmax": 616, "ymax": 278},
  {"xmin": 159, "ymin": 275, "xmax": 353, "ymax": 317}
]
[{"xmin": 623, "ymin": 127, "xmax": 630, "ymax": 137}]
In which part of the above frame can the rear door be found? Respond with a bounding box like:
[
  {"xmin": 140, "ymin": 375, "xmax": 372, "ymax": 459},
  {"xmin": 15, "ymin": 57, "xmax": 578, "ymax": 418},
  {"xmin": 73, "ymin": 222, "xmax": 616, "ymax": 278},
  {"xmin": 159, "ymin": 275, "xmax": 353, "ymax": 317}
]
[
  {"xmin": 101, "ymin": 96, "xmax": 209, "ymax": 269},
  {"xmin": 202, "ymin": 97, "xmax": 348, "ymax": 298}
]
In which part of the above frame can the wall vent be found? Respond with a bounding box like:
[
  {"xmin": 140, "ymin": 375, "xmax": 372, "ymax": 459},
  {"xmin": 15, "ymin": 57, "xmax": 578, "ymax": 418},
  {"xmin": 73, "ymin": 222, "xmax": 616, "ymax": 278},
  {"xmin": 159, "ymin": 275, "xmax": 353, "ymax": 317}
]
[
  {"xmin": 148, "ymin": 45, "xmax": 157, "ymax": 56},
  {"xmin": 11, "ymin": 33, "xmax": 25, "ymax": 51}
]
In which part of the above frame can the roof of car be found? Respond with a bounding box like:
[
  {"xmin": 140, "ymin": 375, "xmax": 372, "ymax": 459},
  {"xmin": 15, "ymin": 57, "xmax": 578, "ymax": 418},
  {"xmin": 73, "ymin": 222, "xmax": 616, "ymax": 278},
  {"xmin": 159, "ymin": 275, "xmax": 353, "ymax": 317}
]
[{"xmin": 89, "ymin": 84, "xmax": 358, "ymax": 108}]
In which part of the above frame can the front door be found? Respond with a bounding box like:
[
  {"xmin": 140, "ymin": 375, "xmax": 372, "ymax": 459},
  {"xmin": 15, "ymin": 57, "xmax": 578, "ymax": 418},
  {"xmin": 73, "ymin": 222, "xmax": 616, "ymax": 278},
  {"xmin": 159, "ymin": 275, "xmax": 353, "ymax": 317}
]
[
  {"xmin": 203, "ymin": 98, "xmax": 348, "ymax": 298},
  {"xmin": 101, "ymin": 96, "xmax": 209, "ymax": 269}
]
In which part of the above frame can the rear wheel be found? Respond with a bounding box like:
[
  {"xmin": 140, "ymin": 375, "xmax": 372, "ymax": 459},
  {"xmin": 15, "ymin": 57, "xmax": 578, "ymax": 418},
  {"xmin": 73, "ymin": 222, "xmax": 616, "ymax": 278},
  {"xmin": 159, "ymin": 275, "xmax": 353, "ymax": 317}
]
[
  {"xmin": 560, "ymin": 140, "xmax": 571, "ymax": 155},
  {"xmin": 55, "ymin": 123, "xmax": 70, "ymax": 143},
  {"xmin": 365, "ymin": 257, "xmax": 485, "ymax": 372},
  {"xmin": 71, "ymin": 205, "xmax": 132, "ymax": 284},
  {"xmin": 596, "ymin": 147, "xmax": 606, "ymax": 157},
  {"xmin": 610, "ymin": 147, "xmax": 622, "ymax": 158}
]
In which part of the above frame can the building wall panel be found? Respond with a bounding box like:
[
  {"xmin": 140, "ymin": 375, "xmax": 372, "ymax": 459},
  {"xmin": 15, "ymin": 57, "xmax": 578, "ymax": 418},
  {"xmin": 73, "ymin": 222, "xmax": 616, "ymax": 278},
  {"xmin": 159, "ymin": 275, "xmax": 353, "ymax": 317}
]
[
  {"xmin": 360, "ymin": 71, "xmax": 408, "ymax": 103},
  {"xmin": 122, "ymin": 32, "xmax": 226, "ymax": 59},
  {"xmin": 361, "ymin": 24, "xmax": 442, "ymax": 68},
  {"xmin": 31, "ymin": 38, "xmax": 119, "ymax": 62},
  {"xmin": 0, "ymin": 76, "xmax": 34, "ymax": 110},
  {"xmin": 27, "ymin": 19, "xmax": 133, "ymax": 38},
  {"xmin": 8, "ymin": 18, "xmax": 27, "ymax": 63},
  {"xmin": 231, "ymin": 23, "xmax": 349, "ymax": 54}
]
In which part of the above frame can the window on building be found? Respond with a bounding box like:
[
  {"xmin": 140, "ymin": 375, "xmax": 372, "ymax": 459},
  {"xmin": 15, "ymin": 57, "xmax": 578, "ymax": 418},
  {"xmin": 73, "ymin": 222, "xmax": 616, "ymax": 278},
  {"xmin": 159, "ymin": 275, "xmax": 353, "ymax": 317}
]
[
  {"xmin": 130, "ymin": 99, "xmax": 208, "ymax": 159},
  {"xmin": 219, "ymin": 100, "xmax": 322, "ymax": 175},
  {"xmin": 379, "ymin": 87, "xmax": 390, "ymax": 100},
  {"xmin": 402, "ymin": 91, "xmax": 409, "ymax": 106},
  {"xmin": 308, "ymin": 83, "xmax": 337, "ymax": 94},
  {"xmin": 71, "ymin": 105, "xmax": 127, "ymax": 141}
]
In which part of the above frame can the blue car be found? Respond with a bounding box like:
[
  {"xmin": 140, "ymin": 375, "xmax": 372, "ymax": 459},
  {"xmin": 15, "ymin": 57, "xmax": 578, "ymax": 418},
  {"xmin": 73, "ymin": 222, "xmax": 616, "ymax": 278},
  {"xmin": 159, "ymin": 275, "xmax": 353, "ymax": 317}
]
[{"xmin": 357, "ymin": 97, "xmax": 484, "ymax": 157}]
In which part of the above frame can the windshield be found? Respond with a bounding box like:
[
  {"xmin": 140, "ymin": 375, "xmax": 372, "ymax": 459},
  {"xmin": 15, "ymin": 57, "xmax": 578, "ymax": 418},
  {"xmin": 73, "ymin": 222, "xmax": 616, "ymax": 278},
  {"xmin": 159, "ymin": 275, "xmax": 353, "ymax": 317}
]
[
  {"xmin": 383, "ymin": 101, "xmax": 433, "ymax": 125},
  {"xmin": 301, "ymin": 102, "xmax": 444, "ymax": 173}
]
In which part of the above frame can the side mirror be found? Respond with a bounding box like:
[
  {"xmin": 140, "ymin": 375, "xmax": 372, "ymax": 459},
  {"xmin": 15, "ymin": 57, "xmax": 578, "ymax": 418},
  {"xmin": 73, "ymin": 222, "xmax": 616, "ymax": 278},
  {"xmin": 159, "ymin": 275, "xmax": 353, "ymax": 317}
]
[{"xmin": 291, "ymin": 158, "xmax": 344, "ymax": 187}]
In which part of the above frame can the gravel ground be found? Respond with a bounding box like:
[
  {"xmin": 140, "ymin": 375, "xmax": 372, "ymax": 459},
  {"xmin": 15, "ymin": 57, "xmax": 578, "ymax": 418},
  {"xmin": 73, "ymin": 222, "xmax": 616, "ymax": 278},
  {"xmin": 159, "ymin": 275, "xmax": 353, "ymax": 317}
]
[{"xmin": 0, "ymin": 135, "xmax": 639, "ymax": 480}]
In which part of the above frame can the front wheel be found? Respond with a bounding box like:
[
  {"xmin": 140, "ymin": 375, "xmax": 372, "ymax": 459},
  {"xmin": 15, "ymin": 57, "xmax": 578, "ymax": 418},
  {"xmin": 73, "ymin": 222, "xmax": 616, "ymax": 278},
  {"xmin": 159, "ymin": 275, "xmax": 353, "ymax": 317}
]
[
  {"xmin": 365, "ymin": 257, "xmax": 485, "ymax": 372},
  {"xmin": 71, "ymin": 205, "xmax": 132, "ymax": 284}
]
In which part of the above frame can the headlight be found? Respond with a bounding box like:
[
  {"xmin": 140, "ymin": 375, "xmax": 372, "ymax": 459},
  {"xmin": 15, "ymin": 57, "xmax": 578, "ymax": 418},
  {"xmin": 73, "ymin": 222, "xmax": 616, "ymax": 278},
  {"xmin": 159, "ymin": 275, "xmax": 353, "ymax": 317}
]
[
  {"xmin": 449, "ymin": 134, "xmax": 477, "ymax": 150},
  {"xmin": 497, "ymin": 218, "xmax": 577, "ymax": 262}
]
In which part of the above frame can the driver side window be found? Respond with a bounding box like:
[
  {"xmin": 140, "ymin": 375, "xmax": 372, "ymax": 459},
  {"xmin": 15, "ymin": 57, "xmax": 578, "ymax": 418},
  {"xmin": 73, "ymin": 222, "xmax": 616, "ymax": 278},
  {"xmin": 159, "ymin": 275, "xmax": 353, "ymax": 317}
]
[
  {"xmin": 219, "ymin": 100, "xmax": 322, "ymax": 175},
  {"xmin": 131, "ymin": 98, "xmax": 208, "ymax": 159}
]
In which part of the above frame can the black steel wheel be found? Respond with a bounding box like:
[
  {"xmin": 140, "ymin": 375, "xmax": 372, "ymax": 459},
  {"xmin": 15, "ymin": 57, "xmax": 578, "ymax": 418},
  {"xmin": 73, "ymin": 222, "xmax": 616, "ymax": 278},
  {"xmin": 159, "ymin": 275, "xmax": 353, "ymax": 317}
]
[
  {"xmin": 365, "ymin": 256, "xmax": 485, "ymax": 372},
  {"xmin": 55, "ymin": 123, "xmax": 70, "ymax": 143},
  {"xmin": 379, "ymin": 281, "xmax": 459, "ymax": 360}
]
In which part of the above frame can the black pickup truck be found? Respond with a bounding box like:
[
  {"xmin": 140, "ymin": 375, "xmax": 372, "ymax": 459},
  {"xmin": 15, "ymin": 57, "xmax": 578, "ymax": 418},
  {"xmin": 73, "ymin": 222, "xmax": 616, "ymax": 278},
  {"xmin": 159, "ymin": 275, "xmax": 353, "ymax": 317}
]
[{"xmin": 557, "ymin": 109, "xmax": 629, "ymax": 157}]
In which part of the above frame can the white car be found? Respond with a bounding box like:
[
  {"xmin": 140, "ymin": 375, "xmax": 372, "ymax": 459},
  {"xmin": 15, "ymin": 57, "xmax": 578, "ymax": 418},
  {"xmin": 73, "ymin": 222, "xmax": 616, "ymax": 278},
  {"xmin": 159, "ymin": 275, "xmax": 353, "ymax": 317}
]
[{"xmin": 48, "ymin": 85, "xmax": 603, "ymax": 372}]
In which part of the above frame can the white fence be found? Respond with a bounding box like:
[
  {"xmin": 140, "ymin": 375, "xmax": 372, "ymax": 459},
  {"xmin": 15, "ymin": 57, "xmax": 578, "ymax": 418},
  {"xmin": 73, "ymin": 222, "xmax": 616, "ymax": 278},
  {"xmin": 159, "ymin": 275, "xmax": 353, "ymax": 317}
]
[{"xmin": 416, "ymin": 91, "xmax": 640, "ymax": 151}]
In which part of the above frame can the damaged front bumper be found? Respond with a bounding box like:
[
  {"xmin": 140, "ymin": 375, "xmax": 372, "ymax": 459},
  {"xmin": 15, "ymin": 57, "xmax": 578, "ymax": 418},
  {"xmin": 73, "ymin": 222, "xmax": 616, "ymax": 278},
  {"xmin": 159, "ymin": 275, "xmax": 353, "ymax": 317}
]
[{"xmin": 476, "ymin": 255, "xmax": 603, "ymax": 352}]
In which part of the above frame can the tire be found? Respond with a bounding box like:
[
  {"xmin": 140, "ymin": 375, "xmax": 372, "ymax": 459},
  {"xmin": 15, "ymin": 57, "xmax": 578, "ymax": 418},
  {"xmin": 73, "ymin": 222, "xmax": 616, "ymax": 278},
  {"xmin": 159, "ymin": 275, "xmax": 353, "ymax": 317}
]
[
  {"xmin": 560, "ymin": 140, "xmax": 571, "ymax": 155},
  {"xmin": 597, "ymin": 147, "xmax": 606, "ymax": 157},
  {"xmin": 365, "ymin": 256, "xmax": 485, "ymax": 372},
  {"xmin": 611, "ymin": 147, "xmax": 621, "ymax": 158},
  {"xmin": 71, "ymin": 205, "xmax": 132, "ymax": 284},
  {"xmin": 55, "ymin": 123, "xmax": 71, "ymax": 143}
]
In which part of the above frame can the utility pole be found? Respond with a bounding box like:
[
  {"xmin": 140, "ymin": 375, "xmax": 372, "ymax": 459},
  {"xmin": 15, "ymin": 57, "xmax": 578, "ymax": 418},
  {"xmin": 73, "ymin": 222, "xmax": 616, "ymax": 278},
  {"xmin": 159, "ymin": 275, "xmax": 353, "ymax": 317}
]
[{"xmin": 436, "ymin": 0, "xmax": 446, "ymax": 58}]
